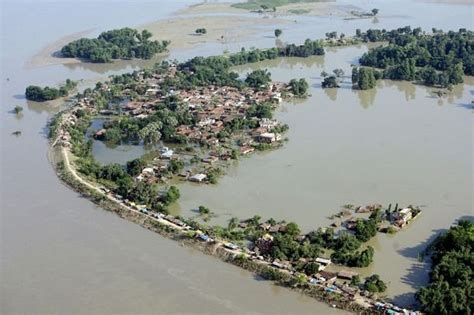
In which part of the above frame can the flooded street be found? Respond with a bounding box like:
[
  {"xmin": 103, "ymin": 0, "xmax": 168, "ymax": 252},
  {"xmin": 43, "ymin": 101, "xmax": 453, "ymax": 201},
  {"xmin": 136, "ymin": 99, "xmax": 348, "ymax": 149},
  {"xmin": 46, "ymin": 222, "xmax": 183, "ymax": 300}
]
[{"xmin": 1, "ymin": 0, "xmax": 473, "ymax": 313}]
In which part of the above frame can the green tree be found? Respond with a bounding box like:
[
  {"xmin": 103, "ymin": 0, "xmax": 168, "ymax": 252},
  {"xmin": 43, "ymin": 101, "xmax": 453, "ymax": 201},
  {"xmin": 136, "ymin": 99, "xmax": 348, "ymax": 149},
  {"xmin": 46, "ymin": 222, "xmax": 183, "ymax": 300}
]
[
  {"xmin": 354, "ymin": 219, "xmax": 378, "ymax": 242},
  {"xmin": 228, "ymin": 217, "xmax": 239, "ymax": 230},
  {"xmin": 416, "ymin": 220, "xmax": 473, "ymax": 315},
  {"xmin": 351, "ymin": 67, "xmax": 359, "ymax": 85},
  {"xmin": 162, "ymin": 186, "xmax": 180, "ymax": 205},
  {"xmin": 274, "ymin": 29, "xmax": 282, "ymax": 38},
  {"xmin": 198, "ymin": 205, "xmax": 210, "ymax": 215},
  {"xmin": 363, "ymin": 274, "xmax": 386, "ymax": 293},
  {"xmin": 356, "ymin": 67, "xmax": 377, "ymax": 90},
  {"xmin": 289, "ymin": 78, "xmax": 309, "ymax": 96},
  {"xmin": 126, "ymin": 158, "xmax": 146, "ymax": 176},
  {"xmin": 322, "ymin": 75, "xmax": 339, "ymax": 88},
  {"xmin": 245, "ymin": 69, "xmax": 272, "ymax": 90},
  {"xmin": 304, "ymin": 262, "xmax": 320, "ymax": 276},
  {"xmin": 285, "ymin": 222, "xmax": 301, "ymax": 237},
  {"xmin": 13, "ymin": 106, "xmax": 23, "ymax": 114},
  {"xmin": 447, "ymin": 62, "xmax": 464, "ymax": 85}
]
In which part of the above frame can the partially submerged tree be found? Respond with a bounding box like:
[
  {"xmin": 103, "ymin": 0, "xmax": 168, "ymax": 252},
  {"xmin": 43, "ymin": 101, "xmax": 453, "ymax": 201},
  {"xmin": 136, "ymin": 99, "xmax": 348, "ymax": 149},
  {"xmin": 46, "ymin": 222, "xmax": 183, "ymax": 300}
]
[{"xmin": 195, "ymin": 28, "xmax": 207, "ymax": 35}]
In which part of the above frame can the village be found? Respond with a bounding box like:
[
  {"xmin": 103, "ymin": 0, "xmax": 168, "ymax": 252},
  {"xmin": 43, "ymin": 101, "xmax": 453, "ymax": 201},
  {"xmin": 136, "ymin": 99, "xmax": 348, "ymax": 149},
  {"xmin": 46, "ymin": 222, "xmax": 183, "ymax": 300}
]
[
  {"xmin": 49, "ymin": 55, "xmax": 423, "ymax": 315},
  {"xmin": 99, "ymin": 189, "xmax": 421, "ymax": 315},
  {"xmin": 329, "ymin": 203, "xmax": 423, "ymax": 233},
  {"xmin": 88, "ymin": 63, "xmax": 290, "ymax": 186}
]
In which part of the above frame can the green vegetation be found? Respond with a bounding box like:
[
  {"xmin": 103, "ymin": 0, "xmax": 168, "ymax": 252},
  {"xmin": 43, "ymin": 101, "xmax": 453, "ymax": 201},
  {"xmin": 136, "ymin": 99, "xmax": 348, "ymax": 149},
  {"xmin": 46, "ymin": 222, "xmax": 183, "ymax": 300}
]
[
  {"xmin": 60, "ymin": 28, "xmax": 170, "ymax": 63},
  {"xmin": 351, "ymin": 67, "xmax": 379, "ymax": 90},
  {"xmin": 357, "ymin": 27, "xmax": 473, "ymax": 88},
  {"xmin": 207, "ymin": 168, "xmax": 222, "ymax": 184},
  {"xmin": 289, "ymin": 78, "xmax": 309, "ymax": 96},
  {"xmin": 288, "ymin": 8, "xmax": 311, "ymax": 15},
  {"xmin": 195, "ymin": 28, "xmax": 207, "ymax": 35},
  {"xmin": 371, "ymin": 8, "xmax": 379, "ymax": 16},
  {"xmin": 231, "ymin": 0, "xmax": 315, "ymax": 11},
  {"xmin": 354, "ymin": 219, "xmax": 378, "ymax": 242},
  {"xmin": 274, "ymin": 29, "xmax": 282, "ymax": 38},
  {"xmin": 162, "ymin": 186, "xmax": 180, "ymax": 205},
  {"xmin": 25, "ymin": 79, "xmax": 77, "ymax": 102},
  {"xmin": 245, "ymin": 69, "xmax": 272, "ymax": 90},
  {"xmin": 416, "ymin": 220, "xmax": 473, "ymax": 315},
  {"xmin": 321, "ymin": 69, "xmax": 344, "ymax": 88},
  {"xmin": 363, "ymin": 274, "xmax": 386, "ymax": 293},
  {"xmin": 228, "ymin": 39, "xmax": 324, "ymax": 66},
  {"xmin": 13, "ymin": 106, "xmax": 23, "ymax": 114},
  {"xmin": 198, "ymin": 205, "xmax": 210, "ymax": 215},
  {"xmin": 126, "ymin": 158, "xmax": 146, "ymax": 176}
]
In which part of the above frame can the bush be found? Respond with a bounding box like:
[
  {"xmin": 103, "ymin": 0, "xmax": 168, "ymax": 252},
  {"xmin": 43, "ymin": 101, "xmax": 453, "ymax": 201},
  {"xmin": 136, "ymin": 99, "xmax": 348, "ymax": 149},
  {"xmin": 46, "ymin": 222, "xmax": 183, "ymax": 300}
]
[{"xmin": 61, "ymin": 28, "xmax": 170, "ymax": 63}]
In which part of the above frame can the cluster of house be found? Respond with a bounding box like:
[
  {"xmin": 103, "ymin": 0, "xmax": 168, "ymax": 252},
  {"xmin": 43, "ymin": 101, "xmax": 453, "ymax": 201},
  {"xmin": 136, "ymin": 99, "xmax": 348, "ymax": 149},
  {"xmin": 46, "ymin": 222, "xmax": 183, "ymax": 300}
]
[
  {"xmin": 338, "ymin": 204, "xmax": 422, "ymax": 231},
  {"xmin": 172, "ymin": 84, "xmax": 285, "ymax": 147},
  {"xmin": 390, "ymin": 207, "xmax": 421, "ymax": 228},
  {"xmin": 55, "ymin": 98, "xmax": 96, "ymax": 148},
  {"xmin": 114, "ymin": 65, "xmax": 287, "ymax": 149},
  {"xmin": 122, "ymin": 199, "xmax": 193, "ymax": 230}
]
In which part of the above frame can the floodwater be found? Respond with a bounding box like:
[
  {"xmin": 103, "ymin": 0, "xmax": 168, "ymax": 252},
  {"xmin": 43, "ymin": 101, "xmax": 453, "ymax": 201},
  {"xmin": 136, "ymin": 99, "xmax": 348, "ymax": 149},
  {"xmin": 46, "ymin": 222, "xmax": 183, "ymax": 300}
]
[
  {"xmin": 176, "ymin": 49, "xmax": 473, "ymax": 305},
  {"xmin": 1, "ymin": 0, "xmax": 472, "ymax": 313}
]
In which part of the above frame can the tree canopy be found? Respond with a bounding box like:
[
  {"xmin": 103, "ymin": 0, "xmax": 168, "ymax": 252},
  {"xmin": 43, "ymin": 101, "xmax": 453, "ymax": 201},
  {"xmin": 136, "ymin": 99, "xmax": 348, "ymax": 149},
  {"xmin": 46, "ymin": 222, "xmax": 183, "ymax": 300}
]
[
  {"xmin": 61, "ymin": 28, "xmax": 170, "ymax": 63},
  {"xmin": 25, "ymin": 79, "xmax": 77, "ymax": 102},
  {"xmin": 358, "ymin": 28, "xmax": 473, "ymax": 88},
  {"xmin": 416, "ymin": 220, "xmax": 473, "ymax": 315}
]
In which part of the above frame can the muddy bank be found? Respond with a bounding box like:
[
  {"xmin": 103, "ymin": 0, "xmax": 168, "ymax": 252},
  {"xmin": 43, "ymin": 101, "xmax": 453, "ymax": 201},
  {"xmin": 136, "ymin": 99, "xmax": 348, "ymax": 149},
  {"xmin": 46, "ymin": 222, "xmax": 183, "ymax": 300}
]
[
  {"xmin": 26, "ymin": 29, "xmax": 94, "ymax": 68},
  {"xmin": 27, "ymin": 12, "xmax": 289, "ymax": 69}
]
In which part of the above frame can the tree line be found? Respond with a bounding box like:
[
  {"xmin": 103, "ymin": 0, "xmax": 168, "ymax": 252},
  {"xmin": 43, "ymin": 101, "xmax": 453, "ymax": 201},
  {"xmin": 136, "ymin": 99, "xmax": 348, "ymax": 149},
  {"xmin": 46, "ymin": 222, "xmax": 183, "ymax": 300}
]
[
  {"xmin": 25, "ymin": 79, "xmax": 77, "ymax": 102},
  {"xmin": 357, "ymin": 27, "xmax": 472, "ymax": 88},
  {"xmin": 416, "ymin": 220, "xmax": 473, "ymax": 315},
  {"xmin": 60, "ymin": 28, "xmax": 170, "ymax": 63}
]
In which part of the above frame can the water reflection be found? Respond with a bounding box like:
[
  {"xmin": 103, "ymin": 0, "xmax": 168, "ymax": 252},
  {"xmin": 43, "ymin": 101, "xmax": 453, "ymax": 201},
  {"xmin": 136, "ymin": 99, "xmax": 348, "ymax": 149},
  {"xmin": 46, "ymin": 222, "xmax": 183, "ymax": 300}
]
[
  {"xmin": 232, "ymin": 55, "xmax": 325, "ymax": 73},
  {"xmin": 324, "ymin": 87, "xmax": 338, "ymax": 101},
  {"xmin": 26, "ymin": 99, "xmax": 69, "ymax": 115},
  {"xmin": 356, "ymin": 87, "xmax": 377, "ymax": 108},
  {"xmin": 13, "ymin": 113, "xmax": 24, "ymax": 121},
  {"xmin": 62, "ymin": 54, "xmax": 169, "ymax": 74},
  {"xmin": 383, "ymin": 80, "xmax": 417, "ymax": 102}
]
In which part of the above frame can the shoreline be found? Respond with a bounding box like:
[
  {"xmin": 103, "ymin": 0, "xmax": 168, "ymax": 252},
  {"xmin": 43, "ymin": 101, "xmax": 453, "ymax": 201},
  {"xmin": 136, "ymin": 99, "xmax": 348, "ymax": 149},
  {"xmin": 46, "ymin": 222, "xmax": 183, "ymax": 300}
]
[
  {"xmin": 48, "ymin": 139, "xmax": 376, "ymax": 315},
  {"xmin": 26, "ymin": 1, "xmax": 360, "ymax": 69}
]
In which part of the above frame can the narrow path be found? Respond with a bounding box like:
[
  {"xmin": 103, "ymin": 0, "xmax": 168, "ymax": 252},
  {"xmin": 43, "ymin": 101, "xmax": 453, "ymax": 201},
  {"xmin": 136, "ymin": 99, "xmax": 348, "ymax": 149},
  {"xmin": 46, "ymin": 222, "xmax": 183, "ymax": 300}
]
[{"xmin": 53, "ymin": 115, "xmax": 386, "ymax": 313}]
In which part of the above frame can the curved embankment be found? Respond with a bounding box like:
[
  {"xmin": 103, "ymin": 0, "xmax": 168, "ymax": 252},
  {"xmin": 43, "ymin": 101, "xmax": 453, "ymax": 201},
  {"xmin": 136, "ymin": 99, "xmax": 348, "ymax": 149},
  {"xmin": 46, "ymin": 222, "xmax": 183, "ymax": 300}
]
[{"xmin": 49, "ymin": 108, "xmax": 379, "ymax": 315}]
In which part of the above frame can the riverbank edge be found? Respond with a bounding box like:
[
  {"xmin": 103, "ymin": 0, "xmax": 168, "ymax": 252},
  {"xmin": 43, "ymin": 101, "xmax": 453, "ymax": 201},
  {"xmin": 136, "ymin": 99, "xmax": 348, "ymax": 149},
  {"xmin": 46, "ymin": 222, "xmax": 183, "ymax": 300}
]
[{"xmin": 48, "ymin": 133, "xmax": 378, "ymax": 315}]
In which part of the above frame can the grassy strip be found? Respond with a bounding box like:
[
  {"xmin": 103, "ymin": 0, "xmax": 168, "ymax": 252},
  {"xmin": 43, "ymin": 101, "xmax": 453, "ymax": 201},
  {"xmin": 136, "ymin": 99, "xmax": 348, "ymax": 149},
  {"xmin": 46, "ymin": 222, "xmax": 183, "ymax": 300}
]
[{"xmin": 232, "ymin": 0, "xmax": 320, "ymax": 11}]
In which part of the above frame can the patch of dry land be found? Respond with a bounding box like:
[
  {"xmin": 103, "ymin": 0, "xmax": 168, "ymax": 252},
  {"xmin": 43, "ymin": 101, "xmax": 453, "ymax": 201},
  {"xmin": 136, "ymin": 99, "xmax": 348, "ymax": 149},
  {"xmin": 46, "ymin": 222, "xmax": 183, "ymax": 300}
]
[
  {"xmin": 139, "ymin": 15, "xmax": 289, "ymax": 50},
  {"xmin": 27, "ymin": 1, "xmax": 358, "ymax": 68},
  {"xmin": 177, "ymin": 2, "xmax": 359, "ymax": 17},
  {"xmin": 27, "ymin": 29, "xmax": 94, "ymax": 68}
]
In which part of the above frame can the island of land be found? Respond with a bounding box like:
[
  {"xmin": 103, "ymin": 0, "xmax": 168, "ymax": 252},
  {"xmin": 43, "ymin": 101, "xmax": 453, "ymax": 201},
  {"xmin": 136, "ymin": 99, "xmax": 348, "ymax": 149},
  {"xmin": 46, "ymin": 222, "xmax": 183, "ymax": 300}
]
[{"xmin": 42, "ymin": 25, "xmax": 474, "ymax": 314}]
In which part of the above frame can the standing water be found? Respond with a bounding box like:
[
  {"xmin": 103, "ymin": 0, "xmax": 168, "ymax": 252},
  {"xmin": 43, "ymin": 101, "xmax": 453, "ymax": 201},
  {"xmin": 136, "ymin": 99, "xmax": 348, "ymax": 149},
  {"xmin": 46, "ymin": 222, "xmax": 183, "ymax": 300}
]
[{"xmin": 1, "ymin": 0, "xmax": 473, "ymax": 313}]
